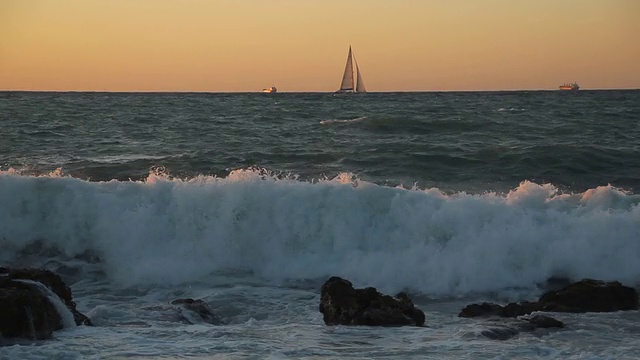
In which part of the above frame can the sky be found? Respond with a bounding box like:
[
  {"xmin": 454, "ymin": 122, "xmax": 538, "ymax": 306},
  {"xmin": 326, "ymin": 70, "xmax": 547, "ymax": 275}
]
[{"xmin": 1, "ymin": 0, "xmax": 639, "ymax": 92}]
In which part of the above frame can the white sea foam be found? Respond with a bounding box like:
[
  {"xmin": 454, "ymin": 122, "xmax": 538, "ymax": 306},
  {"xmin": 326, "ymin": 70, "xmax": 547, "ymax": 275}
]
[
  {"xmin": 320, "ymin": 116, "xmax": 368, "ymax": 125},
  {"xmin": 1, "ymin": 168, "xmax": 639, "ymax": 296},
  {"xmin": 497, "ymin": 107, "xmax": 525, "ymax": 112}
]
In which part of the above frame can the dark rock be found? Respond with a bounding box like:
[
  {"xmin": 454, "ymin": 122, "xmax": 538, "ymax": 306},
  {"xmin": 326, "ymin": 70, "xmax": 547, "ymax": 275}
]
[
  {"xmin": 459, "ymin": 301, "xmax": 542, "ymax": 318},
  {"xmin": 459, "ymin": 279, "xmax": 637, "ymax": 341},
  {"xmin": 5, "ymin": 268, "xmax": 92, "ymax": 326},
  {"xmin": 170, "ymin": 298, "xmax": 223, "ymax": 325},
  {"xmin": 319, "ymin": 276, "xmax": 425, "ymax": 327},
  {"xmin": 538, "ymin": 279, "xmax": 639, "ymax": 313},
  {"xmin": 459, "ymin": 302, "xmax": 503, "ymax": 318},
  {"xmin": 395, "ymin": 291, "xmax": 426, "ymax": 326},
  {"xmin": 0, "ymin": 277, "xmax": 61, "ymax": 340},
  {"xmin": 460, "ymin": 279, "xmax": 638, "ymax": 319},
  {"xmin": 528, "ymin": 315, "xmax": 564, "ymax": 328},
  {"xmin": 0, "ymin": 267, "xmax": 93, "ymax": 343},
  {"xmin": 6, "ymin": 268, "xmax": 73, "ymax": 303},
  {"xmin": 500, "ymin": 301, "xmax": 541, "ymax": 318}
]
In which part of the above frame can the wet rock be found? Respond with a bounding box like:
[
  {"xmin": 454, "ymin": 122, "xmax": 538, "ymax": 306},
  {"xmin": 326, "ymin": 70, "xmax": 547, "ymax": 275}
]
[
  {"xmin": 0, "ymin": 267, "xmax": 92, "ymax": 343},
  {"xmin": 527, "ymin": 315, "xmax": 564, "ymax": 328},
  {"xmin": 0, "ymin": 277, "xmax": 60, "ymax": 340},
  {"xmin": 500, "ymin": 301, "xmax": 541, "ymax": 318},
  {"xmin": 171, "ymin": 298, "xmax": 224, "ymax": 325},
  {"xmin": 4, "ymin": 268, "xmax": 92, "ymax": 326},
  {"xmin": 319, "ymin": 276, "xmax": 425, "ymax": 327},
  {"xmin": 459, "ymin": 301, "xmax": 541, "ymax": 318},
  {"xmin": 460, "ymin": 279, "xmax": 638, "ymax": 318},
  {"xmin": 459, "ymin": 278, "xmax": 636, "ymax": 340},
  {"xmin": 459, "ymin": 302, "xmax": 504, "ymax": 318},
  {"xmin": 538, "ymin": 279, "xmax": 638, "ymax": 313}
]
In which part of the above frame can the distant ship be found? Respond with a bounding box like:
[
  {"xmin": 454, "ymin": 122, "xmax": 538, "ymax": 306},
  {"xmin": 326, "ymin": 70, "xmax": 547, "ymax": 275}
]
[
  {"xmin": 335, "ymin": 46, "xmax": 366, "ymax": 94},
  {"xmin": 559, "ymin": 82, "xmax": 579, "ymax": 91},
  {"xmin": 262, "ymin": 86, "xmax": 277, "ymax": 93}
]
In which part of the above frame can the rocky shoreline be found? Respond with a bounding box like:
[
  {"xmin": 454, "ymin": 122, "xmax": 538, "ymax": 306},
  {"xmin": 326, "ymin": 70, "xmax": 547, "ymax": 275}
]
[
  {"xmin": 1, "ymin": 268, "xmax": 638, "ymax": 344},
  {"xmin": 458, "ymin": 278, "xmax": 638, "ymax": 340}
]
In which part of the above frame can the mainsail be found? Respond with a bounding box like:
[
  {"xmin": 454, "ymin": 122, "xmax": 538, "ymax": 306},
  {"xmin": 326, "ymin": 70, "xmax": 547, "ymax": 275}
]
[{"xmin": 336, "ymin": 46, "xmax": 366, "ymax": 93}]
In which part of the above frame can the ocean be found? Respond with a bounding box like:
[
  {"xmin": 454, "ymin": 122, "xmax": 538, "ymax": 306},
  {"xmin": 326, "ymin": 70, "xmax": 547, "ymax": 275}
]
[{"xmin": 1, "ymin": 90, "xmax": 639, "ymax": 359}]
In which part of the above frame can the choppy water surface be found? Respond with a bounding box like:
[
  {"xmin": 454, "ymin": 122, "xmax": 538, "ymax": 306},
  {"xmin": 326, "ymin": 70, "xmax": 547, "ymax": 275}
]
[
  {"xmin": 1, "ymin": 91, "xmax": 639, "ymax": 359},
  {"xmin": 3, "ymin": 91, "xmax": 640, "ymax": 191}
]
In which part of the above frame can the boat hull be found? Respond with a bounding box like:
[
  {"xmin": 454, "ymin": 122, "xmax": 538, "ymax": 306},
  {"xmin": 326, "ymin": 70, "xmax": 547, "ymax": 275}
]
[{"xmin": 559, "ymin": 83, "xmax": 579, "ymax": 91}]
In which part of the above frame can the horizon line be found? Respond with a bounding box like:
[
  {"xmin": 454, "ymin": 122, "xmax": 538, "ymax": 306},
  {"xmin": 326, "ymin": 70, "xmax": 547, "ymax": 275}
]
[{"xmin": 2, "ymin": 88, "xmax": 639, "ymax": 94}]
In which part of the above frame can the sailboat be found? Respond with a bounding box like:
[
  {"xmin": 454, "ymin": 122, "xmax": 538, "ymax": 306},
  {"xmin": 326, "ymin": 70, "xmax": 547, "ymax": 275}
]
[{"xmin": 335, "ymin": 46, "xmax": 366, "ymax": 94}]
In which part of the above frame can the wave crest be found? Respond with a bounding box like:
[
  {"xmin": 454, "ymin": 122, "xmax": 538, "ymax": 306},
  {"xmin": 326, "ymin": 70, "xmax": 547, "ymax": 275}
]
[{"xmin": 1, "ymin": 169, "xmax": 639, "ymax": 296}]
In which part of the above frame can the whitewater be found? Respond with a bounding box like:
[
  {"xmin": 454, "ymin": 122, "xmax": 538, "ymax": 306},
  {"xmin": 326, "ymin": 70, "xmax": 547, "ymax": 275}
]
[{"xmin": 1, "ymin": 90, "xmax": 640, "ymax": 358}]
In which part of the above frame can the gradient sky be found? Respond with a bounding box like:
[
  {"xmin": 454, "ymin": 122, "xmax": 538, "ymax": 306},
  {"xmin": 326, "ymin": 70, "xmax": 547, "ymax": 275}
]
[{"xmin": 2, "ymin": 0, "xmax": 639, "ymax": 92}]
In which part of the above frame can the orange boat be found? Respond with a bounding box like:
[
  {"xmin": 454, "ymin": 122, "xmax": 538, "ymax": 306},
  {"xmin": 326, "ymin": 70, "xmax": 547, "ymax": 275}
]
[{"xmin": 559, "ymin": 82, "xmax": 579, "ymax": 91}]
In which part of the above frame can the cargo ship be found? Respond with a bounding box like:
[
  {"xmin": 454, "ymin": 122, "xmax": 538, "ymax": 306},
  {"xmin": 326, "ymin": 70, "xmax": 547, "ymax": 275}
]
[
  {"xmin": 559, "ymin": 82, "xmax": 579, "ymax": 91},
  {"xmin": 262, "ymin": 86, "xmax": 277, "ymax": 93}
]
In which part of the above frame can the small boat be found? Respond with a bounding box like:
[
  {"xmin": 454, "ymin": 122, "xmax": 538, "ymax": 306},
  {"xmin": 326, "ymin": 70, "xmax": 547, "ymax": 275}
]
[
  {"xmin": 559, "ymin": 82, "xmax": 579, "ymax": 91},
  {"xmin": 335, "ymin": 46, "xmax": 366, "ymax": 94},
  {"xmin": 262, "ymin": 86, "xmax": 277, "ymax": 93}
]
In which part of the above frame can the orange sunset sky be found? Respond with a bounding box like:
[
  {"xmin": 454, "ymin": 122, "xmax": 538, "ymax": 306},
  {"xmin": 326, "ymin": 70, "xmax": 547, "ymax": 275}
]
[{"xmin": 1, "ymin": 0, "xmax": 639, "ymax": 92}]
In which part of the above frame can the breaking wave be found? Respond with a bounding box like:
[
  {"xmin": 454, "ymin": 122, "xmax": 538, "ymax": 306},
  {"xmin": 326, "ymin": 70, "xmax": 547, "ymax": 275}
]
[{"xmin": 1, "ymin": 168, "xmax": 639, "ymax": 296}]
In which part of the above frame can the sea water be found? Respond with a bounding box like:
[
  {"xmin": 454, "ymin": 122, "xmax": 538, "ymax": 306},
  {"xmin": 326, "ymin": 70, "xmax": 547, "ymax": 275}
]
[{"xmin": 1, "ymin": 91, "xmax": 640, "ymax": 359}]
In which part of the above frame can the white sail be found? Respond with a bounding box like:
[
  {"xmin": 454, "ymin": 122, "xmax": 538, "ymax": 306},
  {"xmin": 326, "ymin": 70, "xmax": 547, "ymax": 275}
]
[
  {"xmin": 339, "ymin": 46, "xmax": 355, "ymax": 91},
  {"xmin": 355, "ymin": 59, "xmax": 366, "ymax": 93},
  {"xmin": 336, "ymin": 46, "xmax": 366, "ymax": 93}
]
